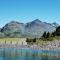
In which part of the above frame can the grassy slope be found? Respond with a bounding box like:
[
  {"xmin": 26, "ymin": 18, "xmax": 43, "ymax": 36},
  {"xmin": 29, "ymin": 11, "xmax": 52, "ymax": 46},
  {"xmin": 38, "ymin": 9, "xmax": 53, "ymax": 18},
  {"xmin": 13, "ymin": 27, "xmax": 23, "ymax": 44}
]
[
  {"xmin": 0, "ymin": 36, "xmax": 60, "ymax": 46},
  {"xmin": 36, "ymin": 36, "xmax": 60, "ymax": 46},
  {"xmin": 0, "ymin": 38, "xmax": 26, "ymax": 44}
]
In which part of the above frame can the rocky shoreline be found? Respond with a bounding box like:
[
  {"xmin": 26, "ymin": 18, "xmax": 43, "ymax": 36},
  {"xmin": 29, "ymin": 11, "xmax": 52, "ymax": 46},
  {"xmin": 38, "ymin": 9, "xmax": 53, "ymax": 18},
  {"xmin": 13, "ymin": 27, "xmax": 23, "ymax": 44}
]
[
  {"xmin": 0, "ymin": 40, "xmax": 60, "ymax": 51},
  {"xmin": 30, "ymin": 40, "xmax": 60, "ymax": 50}
]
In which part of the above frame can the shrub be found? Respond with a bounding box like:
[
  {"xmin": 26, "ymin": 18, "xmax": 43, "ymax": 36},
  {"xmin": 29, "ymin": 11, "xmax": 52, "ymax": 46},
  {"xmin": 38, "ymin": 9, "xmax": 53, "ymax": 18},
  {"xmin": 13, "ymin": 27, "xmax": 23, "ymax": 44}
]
[
  {"xmin": 56, "ymin": 26, "xmax": 60, "ymax": 36},
  {"xmin": 42, "ymin": 32, "xmax": 46, "ymax": 38}
]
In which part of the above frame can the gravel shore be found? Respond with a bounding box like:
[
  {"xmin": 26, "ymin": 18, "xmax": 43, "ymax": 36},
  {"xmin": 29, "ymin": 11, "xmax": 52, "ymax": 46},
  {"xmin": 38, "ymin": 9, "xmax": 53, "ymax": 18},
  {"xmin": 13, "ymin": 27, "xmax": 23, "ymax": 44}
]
[{"xmin": 0, "ymin": 40, "xmax": 60, "ymax": 51}]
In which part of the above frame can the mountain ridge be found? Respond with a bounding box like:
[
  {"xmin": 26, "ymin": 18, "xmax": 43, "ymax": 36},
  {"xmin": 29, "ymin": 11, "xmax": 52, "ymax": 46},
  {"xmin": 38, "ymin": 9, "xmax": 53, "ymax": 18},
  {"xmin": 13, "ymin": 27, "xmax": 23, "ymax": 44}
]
[{"xmin": 0, "ymin": 19, "xmax": 59, "ymax": 38}]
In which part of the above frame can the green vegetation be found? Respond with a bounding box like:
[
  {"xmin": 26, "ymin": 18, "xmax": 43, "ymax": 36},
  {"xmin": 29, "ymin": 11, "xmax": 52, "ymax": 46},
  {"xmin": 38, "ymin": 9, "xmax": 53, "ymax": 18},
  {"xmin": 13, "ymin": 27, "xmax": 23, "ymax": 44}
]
[
  {"xmin": 0, "ymin": 38, "xmax": 26, "ymax": 44},
  {"xmin": 36, "ymin": 39, "xmax": 47, "ymax": 46},
  {"xmin": 0, "ymin": 26, "xmax": 60, "ymax": 47},
  {"xmin": 53, "ymin": 36, "xmax": 60, "ymax": 40},
  {"xmin": 41, "ymin": 26, "xmax": 60, "ymax": 41},
  {"xmin": 51, "ymin": 31, "xmax": 56, "ymax": 37},
  {"xmin": 26, "ymin": 26, "xmax": 60, "ymax": 46},
  {"xmin": 51, "ymin": 26, "xmax": 60, "ymax": 36},
  {"xmin": 26, "ymin": 38, "xmax": 36, "ymax": 44},
  {"xmin": 55, "ymin": 26, "xmax": 60, "ymax": 36},
  {"xmin": 42, "ymin": 32, "xmax": 50, "ymax": 39},
  {"xmin": 41, "ymin": 31, "xmax": 52, "ymax": 41},
  {"xmin": 0, "ymin": 38, "xmax": 19, "ymax": 42},
  {"xmin": 42, "ymin": 32, "xmax": 46, "ymax": 38}
]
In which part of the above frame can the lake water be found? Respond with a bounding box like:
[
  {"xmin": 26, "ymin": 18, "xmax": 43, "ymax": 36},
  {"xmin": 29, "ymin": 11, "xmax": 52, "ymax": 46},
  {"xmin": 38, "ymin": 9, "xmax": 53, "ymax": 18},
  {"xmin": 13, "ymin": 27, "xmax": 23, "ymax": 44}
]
[{"xmin": 0, "ymin": 48, "xmax": 60, "ymax": 60}]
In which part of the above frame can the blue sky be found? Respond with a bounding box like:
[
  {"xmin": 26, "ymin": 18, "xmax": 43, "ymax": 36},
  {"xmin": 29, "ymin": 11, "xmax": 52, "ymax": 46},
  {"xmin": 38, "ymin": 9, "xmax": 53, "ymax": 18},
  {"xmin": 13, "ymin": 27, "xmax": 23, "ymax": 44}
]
[{"xmin": 0, "ymin": 0, "xmax": 60, "ymax": 27}]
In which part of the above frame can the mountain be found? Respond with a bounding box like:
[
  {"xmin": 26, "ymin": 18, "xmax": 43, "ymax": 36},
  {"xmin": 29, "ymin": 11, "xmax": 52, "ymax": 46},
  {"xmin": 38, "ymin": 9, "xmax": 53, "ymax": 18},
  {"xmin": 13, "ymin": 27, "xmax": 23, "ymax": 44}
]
[
  {"xmin": 52, "ymin": 22, "xmax": 59, "ymax": 27},
  {"xmin": 1, "ymin": 21, "xmax": 25, "ymax": 37},
  {"xmin": 0, "ymin": 19, "xmax": 58, "ymax": 38},
  {"xmin": 25, "ymin": 19, "xmax": 56, "ymax": 38}
]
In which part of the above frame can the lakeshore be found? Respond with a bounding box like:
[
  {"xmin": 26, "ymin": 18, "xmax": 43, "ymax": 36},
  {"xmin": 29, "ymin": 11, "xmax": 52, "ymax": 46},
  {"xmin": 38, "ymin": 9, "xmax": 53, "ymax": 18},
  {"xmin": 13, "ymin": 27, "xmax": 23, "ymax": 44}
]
[{"xmin": 0, "ymin": 38, "xmax": 60, "ymax": 51}]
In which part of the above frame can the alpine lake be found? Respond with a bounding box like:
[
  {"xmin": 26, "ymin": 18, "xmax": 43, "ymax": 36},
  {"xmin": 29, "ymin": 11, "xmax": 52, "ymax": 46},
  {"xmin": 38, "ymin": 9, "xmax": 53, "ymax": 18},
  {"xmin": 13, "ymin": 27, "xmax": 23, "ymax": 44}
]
[{"xmin": 0, "ymin": 48, "xmax": 60, "ymax": 60}]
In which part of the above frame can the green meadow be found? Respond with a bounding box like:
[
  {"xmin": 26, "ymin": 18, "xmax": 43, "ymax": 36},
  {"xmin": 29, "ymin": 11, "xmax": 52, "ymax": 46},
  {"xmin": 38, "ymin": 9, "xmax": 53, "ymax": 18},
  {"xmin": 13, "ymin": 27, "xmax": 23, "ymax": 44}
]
[{"xmin": 0, "ymin": 38, "xmax": 26, "ymax": 45}]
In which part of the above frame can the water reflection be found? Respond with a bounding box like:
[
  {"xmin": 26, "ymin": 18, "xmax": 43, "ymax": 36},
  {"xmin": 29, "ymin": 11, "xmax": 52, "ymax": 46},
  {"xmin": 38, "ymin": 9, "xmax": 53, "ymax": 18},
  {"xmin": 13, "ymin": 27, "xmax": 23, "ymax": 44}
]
[{"xmin": 0, "ymin": 48, "xmax": 60, "ymax": 60}]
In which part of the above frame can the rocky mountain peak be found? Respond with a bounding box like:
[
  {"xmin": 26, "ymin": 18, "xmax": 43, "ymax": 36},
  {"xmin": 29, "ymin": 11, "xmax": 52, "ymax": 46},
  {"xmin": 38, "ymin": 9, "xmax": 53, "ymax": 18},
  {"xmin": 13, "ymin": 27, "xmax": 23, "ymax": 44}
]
[
  {"xmin": 33, "ymin": 19, "xmax": 42, "ymax": 22},
  {"xmin": 52, "ymin": 22, "xmax": 59, "ymax": 27}
]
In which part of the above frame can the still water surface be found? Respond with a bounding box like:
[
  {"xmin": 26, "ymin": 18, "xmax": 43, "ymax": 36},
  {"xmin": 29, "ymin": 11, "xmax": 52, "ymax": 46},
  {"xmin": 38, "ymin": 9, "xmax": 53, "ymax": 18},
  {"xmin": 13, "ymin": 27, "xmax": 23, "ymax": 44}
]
[{"xmin": 0, "ymin": 48, "xmax": 60, "ymax": 60}]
